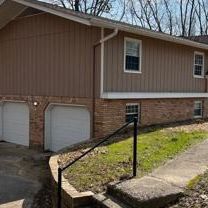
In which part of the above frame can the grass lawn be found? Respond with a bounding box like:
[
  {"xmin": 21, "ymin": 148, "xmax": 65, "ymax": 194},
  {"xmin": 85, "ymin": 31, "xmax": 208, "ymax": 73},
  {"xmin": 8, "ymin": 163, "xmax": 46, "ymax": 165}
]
[{"xmin": 60, "ymin": 124, "xmax": 208, "ymax": 193}]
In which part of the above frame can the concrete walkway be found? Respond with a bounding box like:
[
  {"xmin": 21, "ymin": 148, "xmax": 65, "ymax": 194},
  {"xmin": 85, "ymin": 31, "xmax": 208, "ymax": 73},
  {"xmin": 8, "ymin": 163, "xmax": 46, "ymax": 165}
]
[
  {"xmin": 108, "ymin": 139, "xmax": 208, "ymax": 208},
  {"xmin": 0, "ymin": 142, "xmax": 50, "ymax": 208}
]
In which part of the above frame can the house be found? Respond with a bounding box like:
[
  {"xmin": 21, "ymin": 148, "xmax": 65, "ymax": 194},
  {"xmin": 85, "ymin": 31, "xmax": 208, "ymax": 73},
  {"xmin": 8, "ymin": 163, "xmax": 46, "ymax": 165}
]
[
  {"xmin": 0, "ymin": 0, "xmax": 207, "ymax": 152},
  {"xmin": 188, "ymin": 35, "xmax": 208, "ymax": 45}
]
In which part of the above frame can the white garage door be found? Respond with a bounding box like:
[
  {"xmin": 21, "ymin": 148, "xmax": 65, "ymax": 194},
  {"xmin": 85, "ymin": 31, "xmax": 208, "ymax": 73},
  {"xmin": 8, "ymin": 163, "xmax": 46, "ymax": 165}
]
[
  {"xmin": 46, "ymin": 105, "xmax": 90, "ymax": 152},
  {"xmin": 3, "ymin": 102, "xmax": 29, "ymax": 146}
]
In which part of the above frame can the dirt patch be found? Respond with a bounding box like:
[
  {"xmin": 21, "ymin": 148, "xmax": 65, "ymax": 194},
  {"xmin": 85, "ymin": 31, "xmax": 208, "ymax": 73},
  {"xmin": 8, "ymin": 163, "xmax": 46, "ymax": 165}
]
[
  {"xmin": 59, "ymin": 146, "xmax": 108, "ymax": 168},
  {"xmin": 162, "ymin": 120, "xmax": 208, "ymax": 133},
  {"xmin": 168, "ymin": 171, "xmax": 208, "ymax": 207}
]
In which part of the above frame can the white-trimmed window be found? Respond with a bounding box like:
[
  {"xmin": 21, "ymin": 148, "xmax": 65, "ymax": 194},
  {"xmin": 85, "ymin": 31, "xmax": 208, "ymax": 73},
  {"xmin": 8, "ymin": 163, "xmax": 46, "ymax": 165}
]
[
  {"xmin": 124, "ymin": 38, "xmax": 142, "ymax": 73},
  {"xmin": 194, "ymin": 101, "xmax": 203, "ymax": 118},
  {"xmin": 194, "ymin": 52, "xmax": 204, "ymax": 78},
  {"xmin": 126, "ymin": 103, "xmax": 140, "ymax": 122}
]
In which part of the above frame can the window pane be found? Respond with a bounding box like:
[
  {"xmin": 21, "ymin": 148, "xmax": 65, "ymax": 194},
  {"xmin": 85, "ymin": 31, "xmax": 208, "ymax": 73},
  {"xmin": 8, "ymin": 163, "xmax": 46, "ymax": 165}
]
[
  {"xmin": 126, "ymin": 41, "xmax": 140, "ymax": 57},
  {"xmin": 126, "ymin": 114, "xmax": 138, "ymax": 123},
  {"xmin": 126, "ymin": 104, "xmax": 139, "ymax": 123},
  {"xmin": 195, "ymin": 102, "xmax": 201, "ymax": 109},
  {"xmin": 194, "ymin": 101, "xmax": 202, "ymax": 117},
  {"xmin": 195, "ymin": 55, "xmax": 203, "ymax": 65},
  {"xmin": 194, "ymin": 65, "xmax": 202, "ymax": 76},
  {"xmin": 194, "ymin": 109, "xmax": 202, "ymax": 116},
  {"xmin": 126, "ymin": 56, "xmax": 139, "ymax": 71}
]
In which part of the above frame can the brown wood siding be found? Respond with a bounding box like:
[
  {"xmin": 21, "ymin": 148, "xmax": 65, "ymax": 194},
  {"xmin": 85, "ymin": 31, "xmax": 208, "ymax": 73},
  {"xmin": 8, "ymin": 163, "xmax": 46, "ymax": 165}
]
[
  {"xmin": 104, "ymin": 31, "xmax": 207, "ymax": 93},
  {"xmin": 0, "ymin": 13, "xmax": 101, "ymax": 97}
]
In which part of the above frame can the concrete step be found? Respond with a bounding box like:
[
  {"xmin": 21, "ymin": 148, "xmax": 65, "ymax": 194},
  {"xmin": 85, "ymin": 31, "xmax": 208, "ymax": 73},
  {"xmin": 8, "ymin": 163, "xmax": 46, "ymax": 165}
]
[
  {"xmin": 92, "ymin": 193, "xmax": 131, "ymax": 208},
  {"xmin": 107, "ymin": 176, "xmax": 184, "ymax": 208}
]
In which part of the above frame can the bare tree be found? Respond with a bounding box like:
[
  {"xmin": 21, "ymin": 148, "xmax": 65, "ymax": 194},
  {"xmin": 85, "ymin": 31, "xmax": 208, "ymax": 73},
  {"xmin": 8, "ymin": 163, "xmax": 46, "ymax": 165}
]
[
  {"xmin": 195, "ymin": 0, "xmax": 203, "ymax": 35},
  {"xmin": 195, "ymin": 0, "xmax": 208, "ymax": 35},
  {"xmin": 52, "ymin": 0, "xmax": 208, "ymax": 36},
  {"xmin": 201, "ymin": 0, "xmax": 208, "ymax": 34},
  {"xmin": 147, "ymin": 0, "xmax": 163, "ymax": 32},
  {"xmin": 163, "ymin": 0, "xmax": 173, "ymax": 35},
  {"xmin": 52, "ymin": 0, "xmax": 114, "ymax": 16},
  {"xmin": 187, "ymin": 0, "xmax": 196, "ymax": 36},
  {"xmin": 130, "ymin": 0, "xmax": 154, "ymax": 30},
  {"xmin": 75, "ymin": 0, "xmax": 79, "ymax": 11},
  {"xmin": 129, "ymin": 0, "xmax": 208, "ymax": 36}
]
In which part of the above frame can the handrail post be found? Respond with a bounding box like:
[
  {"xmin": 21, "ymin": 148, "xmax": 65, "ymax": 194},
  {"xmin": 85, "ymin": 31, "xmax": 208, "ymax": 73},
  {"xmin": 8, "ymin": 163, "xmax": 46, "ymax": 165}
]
[
  {"xmin": 133, "ymin": 117, "xmax": 138, "ymax": 177},
  {"xmin": 56, "ymin": 118, "xmax": 137, "ymax": 208},
  {"xmin": 58, "ymin": 167, "xmax": 62, "ymax": 208}
]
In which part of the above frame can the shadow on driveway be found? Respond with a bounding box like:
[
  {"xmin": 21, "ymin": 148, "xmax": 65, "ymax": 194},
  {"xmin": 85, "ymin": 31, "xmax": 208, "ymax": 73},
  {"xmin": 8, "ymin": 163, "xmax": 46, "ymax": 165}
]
[
  {"xmin": 0, "ymin": 142, "xmax": 51, "ymax": 208},
  {"xmin": 0, "ymin": 175, "xmax": 40, "ymax": 207}
]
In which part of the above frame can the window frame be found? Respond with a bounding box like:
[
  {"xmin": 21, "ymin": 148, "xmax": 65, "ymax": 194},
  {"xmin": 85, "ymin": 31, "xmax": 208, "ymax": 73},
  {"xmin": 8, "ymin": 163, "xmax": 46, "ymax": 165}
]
[
  {"xmin": 124, "ymin": 37, "xmax": 142, "ymax": 74},
  {"xmin": 194, "ymin": 100, "xmax": 203, "ymax": 118},
  {"xmin": 125, "ymin": 103, "xmax": 140, "ymax": 123},
  {"xmin": 193, "ymin": 51, "xmax": 205, "ymax": 78}
]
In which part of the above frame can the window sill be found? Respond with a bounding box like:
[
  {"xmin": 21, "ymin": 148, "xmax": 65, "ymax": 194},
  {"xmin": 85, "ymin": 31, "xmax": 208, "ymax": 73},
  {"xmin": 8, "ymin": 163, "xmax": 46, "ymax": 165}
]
[
  {"xmin": 194, "ymin": 115, "xmax": 203, "ymax": 119},
  {"xmin": 124, "ymin": 70, "xmax": 142, "ymax": 74},
  {"xmin": 193, "ymin": 75, "xmax": 204, "ymax": 79}
]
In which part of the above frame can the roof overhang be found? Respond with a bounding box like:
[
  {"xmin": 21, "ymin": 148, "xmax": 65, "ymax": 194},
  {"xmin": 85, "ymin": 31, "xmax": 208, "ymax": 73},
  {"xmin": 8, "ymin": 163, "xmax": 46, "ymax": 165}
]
[
  {"xmin": 0, "ymin": 0, "xmax": 27, "ymax": 29},
  {"xmin": 91, "ymin": 18, "xmax": 208, "ymax": 50},
  {"xmin": 13, "ymin": 0, "xmax": 91, "ymax": 25},
  {"xmin": 1, "ymin": 0, "xmax": 208, "ymax": 50}
]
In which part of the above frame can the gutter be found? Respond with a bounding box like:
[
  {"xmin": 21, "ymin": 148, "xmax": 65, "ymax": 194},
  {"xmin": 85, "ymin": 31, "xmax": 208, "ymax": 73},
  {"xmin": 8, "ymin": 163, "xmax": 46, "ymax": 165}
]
[
  {"xmin": 91, "ymin": 19, "xmax": 208, "ymax": 51},
  {"xmin": 92, "ymin": 28, "xmax": 118, "ymax": 138}
]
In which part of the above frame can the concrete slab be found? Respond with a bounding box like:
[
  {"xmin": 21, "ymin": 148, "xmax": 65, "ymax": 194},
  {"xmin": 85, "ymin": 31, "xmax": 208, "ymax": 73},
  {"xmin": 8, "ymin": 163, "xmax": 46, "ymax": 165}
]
[
  {"xmin": 151, "ymin": 160, "xmax": 207, "ymax": 187},
  {"xmin": 93, "ymin": 193, "xmax": 131, "ymax": 208},
  {"xmin": 108, "ymin": 139, "xmax": 208, "ymax": 208},
  {"xmin": 151, "ymin": 139, "xmax": 208, "ymax": 187},
  {"xmin": 108, "ymin": 176, "xmax": 183, "ymax": 208}
]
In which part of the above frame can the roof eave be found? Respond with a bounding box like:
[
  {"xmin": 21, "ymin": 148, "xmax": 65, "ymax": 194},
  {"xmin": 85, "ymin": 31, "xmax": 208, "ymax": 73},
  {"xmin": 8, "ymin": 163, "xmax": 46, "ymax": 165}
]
[
  {"xmin": 13, "ymin": 0, "xmax": 92, "ymax": 26},
  {"xmin": 3, "ymin": 0, "xmax": 208, "ymax": 50},
  {"xmin": 91, "ymin": 18, "xmax": 208, "ymax": 50}
]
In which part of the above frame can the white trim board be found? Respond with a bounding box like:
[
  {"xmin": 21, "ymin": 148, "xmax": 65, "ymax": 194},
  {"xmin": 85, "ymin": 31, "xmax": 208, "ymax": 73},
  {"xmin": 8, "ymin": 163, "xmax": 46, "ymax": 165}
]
[
  {"xmin": 102, "ymin": 92, "xmax": 208, "ymax": 99},
  {"xmin": 193, "ymin": 51, "xmax": 205, "ymax": 78}
]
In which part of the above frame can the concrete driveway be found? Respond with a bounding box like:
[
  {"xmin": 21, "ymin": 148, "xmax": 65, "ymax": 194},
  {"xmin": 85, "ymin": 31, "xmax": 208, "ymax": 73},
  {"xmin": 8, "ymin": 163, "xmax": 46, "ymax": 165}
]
[{"xmin": 0, "ymin": 142, "xmax": 51, "ymax": 208}]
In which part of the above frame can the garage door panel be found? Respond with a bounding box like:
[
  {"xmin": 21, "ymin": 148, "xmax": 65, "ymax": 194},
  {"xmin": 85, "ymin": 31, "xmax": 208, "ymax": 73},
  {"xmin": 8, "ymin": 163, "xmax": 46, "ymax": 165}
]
[
  {"xmin": 47, "ymin": 105, "xmax": 90, "ymax": 152},
  {"xmin": 3, "ymin": 103, "xmax": 29, "ymax": 146}
]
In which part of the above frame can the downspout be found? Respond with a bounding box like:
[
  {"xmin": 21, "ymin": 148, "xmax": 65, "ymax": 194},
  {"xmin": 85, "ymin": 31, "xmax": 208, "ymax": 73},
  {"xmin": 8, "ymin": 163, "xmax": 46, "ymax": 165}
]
[
  {"xmin": 92, "ymin": 28, "xmax": 118, "ymax": 138},
  {"xmin": 100, "ymin": 28, "xmax": 119, "ymax": 97},
  {"xmin": 205, "ymin": 72, "xmax": 208, "ymax": 92}
]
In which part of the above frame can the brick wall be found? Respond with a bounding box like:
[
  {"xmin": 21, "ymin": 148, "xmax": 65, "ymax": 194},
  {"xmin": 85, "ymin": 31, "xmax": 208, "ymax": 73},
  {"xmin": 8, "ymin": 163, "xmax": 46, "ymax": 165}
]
[
  {"xmin": 0, "ymin": 95, "xmax": 92, "ymax": 150},
  {"xmin": 0, "ymin": 95, "xmax": 207, "ymax": 150},
  {"xmin": 94, "ymin": 98, "xmax": 208, "ymax": 138},
  {"xmin": 141, "ymin": 99, "xmax": 196, "ymax": 126}
]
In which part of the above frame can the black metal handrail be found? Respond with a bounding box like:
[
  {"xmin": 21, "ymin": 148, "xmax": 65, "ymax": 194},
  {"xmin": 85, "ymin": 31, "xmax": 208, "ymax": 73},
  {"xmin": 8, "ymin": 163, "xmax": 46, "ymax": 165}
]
[{"xmin": 57, "ymin": 117, "xmax": 138, "ymax": 208}]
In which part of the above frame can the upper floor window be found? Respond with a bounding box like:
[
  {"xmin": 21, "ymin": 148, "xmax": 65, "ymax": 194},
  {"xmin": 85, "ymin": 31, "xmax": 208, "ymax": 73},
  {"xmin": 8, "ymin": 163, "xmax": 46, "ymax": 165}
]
[
  {"xmin": 194, "ymin": 52, "xmax": 204, "ymax": 78},
  {"xmin": 124, "ymin": 38, "xmax": 142, "ymax": 73}
]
